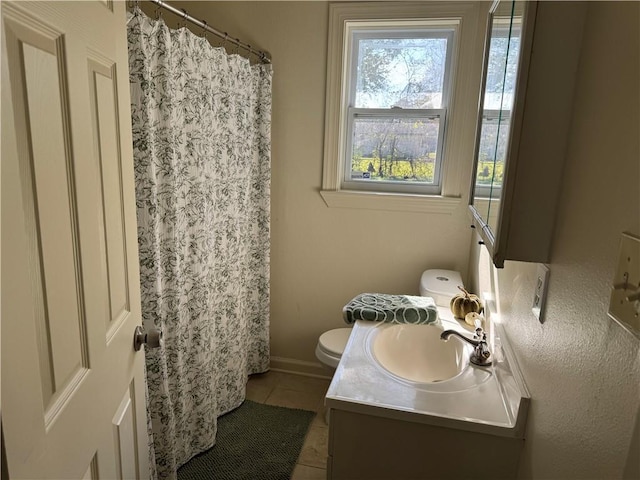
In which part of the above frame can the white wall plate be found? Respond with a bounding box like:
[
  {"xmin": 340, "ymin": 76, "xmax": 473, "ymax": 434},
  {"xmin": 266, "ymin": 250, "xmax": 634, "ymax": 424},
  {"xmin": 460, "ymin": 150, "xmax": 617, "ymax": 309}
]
[{"xmin": 608, "ymin": 232, "xmax": 640, "ymax": 337}]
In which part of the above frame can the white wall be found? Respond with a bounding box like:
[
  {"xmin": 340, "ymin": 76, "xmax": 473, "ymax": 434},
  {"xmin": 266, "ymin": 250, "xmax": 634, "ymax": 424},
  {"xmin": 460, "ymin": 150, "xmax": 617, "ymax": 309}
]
[
  {"xmin": 158, "ymin": 1, "xmax": 477, "ymax": 366},
  {"xmin": 469, "ymin": 2, "xmax": 640, "ymax": 478}
]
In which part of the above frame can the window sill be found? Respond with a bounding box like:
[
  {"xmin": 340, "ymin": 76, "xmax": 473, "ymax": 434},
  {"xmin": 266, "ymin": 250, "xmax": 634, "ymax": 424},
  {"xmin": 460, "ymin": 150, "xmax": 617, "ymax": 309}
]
[{"xmin": 319, "ymin": 190, "xmax": 462, "ymax": 214}]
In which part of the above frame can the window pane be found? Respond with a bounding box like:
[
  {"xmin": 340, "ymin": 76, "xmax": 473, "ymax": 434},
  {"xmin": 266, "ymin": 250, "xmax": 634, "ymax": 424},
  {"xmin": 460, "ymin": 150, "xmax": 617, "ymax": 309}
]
[
  {"xmin": 355, "ymin": 37, "xmax": 449, "ymax": 109},
  {"xmin": 350, "ymin": 116, "xmax": 440, "ymax": 184}
]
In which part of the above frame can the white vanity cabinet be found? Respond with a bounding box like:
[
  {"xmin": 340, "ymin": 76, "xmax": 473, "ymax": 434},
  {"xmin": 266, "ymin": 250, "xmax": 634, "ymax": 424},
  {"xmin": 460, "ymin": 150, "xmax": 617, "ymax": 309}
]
[
  {"xmin": 324, "ymin": 321, "xmax": 530, "ymax": 480},
  {"xmin": 469, "ymin": 1, "xmax": 587, "ymax": 267},
  {"xmin": 327, "ymin": 408, "xmax": 523, "ymax": 480}
]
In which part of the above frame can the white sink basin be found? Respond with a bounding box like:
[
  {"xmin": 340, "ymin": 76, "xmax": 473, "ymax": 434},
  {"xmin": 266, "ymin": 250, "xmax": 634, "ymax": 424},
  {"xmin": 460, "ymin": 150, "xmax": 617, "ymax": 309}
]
[
  {"xmin": 369, "ymin": 323, "xmax": 468, "ymax": 384},
  {"xmin": 328, "ymin": 321, "xmax": 529, "ymax": 438}
]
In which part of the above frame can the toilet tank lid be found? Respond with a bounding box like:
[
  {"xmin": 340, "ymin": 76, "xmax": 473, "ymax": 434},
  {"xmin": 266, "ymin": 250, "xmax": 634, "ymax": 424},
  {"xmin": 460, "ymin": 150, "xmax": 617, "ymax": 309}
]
[
  {"xmin": 420, "ymin": 269, "xmax": 463, "ymax": 298},
  {"xmin": 318, "ymin": 328, "xmax": 352, "ymax": 356}
]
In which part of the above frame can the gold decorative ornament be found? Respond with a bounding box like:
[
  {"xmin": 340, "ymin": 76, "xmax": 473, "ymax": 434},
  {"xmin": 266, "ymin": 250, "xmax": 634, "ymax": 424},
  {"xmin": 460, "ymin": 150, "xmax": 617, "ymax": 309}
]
[
  {"xmin": 450, "ymin": 286, "xmax": 483, "ymax": 320},
  {"xmin": 465, "ymin": 311, "xmax": 484, "ymax": 327}
]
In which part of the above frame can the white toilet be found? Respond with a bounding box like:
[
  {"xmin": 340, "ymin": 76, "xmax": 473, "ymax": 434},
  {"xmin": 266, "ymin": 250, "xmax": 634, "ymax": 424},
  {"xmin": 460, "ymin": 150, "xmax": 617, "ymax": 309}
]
[
  {"xmin": 418, "ymin": 269, "xmax": 464, "ymax": 321},
  {"xmin": 315, "ymin": 269, "xmax": 464, "ymax": 372},
  {"xmin": 315, "ymin": 328, "xmax": 352, "ymax": 370}
]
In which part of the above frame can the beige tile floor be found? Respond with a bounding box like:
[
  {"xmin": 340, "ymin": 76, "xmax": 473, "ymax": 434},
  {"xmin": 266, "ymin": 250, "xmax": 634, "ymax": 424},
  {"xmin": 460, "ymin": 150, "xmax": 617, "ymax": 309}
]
[{"xmin": 246, "ymin": 370, "xmax": 331, "ymax": 480}]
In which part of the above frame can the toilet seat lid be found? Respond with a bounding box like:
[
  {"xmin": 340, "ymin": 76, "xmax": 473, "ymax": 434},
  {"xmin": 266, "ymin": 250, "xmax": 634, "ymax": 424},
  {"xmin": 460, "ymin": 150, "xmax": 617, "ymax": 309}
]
[{"xmin": 318, "ymin": 328, "xmax": 352, "ymax": 356}]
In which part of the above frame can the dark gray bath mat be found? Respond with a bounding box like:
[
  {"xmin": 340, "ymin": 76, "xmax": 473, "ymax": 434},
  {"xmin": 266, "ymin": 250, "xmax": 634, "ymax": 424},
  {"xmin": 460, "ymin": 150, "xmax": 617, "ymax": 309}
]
[{"xmin": 177, "ymin": 400, "xmax": 316, "ymax": 480}]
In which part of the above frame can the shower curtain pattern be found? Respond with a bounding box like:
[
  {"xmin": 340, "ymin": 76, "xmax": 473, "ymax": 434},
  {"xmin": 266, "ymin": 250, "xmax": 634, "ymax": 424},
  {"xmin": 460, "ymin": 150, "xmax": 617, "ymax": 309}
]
[{"xmin": 127, "ymin": 9, "xmax": 271, "ymax": 479}]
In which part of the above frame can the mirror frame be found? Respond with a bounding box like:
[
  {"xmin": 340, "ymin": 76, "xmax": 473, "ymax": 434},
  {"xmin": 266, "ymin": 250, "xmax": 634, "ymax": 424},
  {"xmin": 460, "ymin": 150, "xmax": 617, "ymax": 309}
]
[{"xmin": 469, "ymin": 0, "xmax": 537, "ymax": 267}]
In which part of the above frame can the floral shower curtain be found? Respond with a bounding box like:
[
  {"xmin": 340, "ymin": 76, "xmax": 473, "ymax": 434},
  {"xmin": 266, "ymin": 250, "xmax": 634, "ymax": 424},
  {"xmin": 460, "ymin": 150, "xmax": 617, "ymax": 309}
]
[{"xmin": 127, "ymin": 9, "xmax": 271, "ymax": 479}]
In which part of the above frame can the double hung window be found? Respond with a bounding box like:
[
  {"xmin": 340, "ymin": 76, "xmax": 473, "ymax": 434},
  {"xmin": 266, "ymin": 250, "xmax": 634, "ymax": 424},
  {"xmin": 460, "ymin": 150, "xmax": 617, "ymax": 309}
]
[
  {"xmin": 321, "ymin": 3, "xmax": 486, "ymax": 211},
  {"xmin": 344, "ymin": 24, "xmax": 455, "ymax": 195}
]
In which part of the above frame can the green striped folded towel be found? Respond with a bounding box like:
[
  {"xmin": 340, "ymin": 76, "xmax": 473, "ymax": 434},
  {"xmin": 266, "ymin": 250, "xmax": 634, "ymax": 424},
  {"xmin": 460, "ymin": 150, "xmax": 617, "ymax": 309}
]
[{"xmin": 343, "ymin": 293, "xmax": 439, "ymax": 325}]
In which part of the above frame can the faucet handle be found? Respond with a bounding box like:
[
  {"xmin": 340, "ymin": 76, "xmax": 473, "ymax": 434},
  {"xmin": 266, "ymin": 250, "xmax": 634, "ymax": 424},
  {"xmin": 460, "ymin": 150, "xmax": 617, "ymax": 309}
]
[
  {"xmin": 472, "ymin": 323, "xmax": 491, "ymax": 365},
  {"xmin": 474, "ymin": 318, "xmax": 483, "ymax": 330},
  {"xmin": 474, "ymin": 320, "xmax": 487, "ymax": 342},
  {"xmin": 478, "ymin": 342, "xmax": 491, "ymax": 359},
  {"xmin": 471, "ymin": 339, "xmax": 492, "ymax": 366}
]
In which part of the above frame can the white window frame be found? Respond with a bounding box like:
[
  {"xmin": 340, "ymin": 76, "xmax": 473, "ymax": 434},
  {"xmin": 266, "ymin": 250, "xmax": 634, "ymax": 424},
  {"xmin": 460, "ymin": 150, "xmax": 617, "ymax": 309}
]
[
  {"xmin": 320, "ymin": 2, "xmax": 488, "ymax": 213},
  {"xmin": 343, "ymin": 26, "xmax": 455, "ymax": 195}
]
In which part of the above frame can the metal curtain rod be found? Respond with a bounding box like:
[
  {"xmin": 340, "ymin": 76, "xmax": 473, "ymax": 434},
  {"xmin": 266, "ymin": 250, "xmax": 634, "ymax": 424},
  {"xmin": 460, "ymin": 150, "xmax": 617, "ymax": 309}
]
[{"xmin": 144, "ymin": 0, "xmax": 271, "ymax": 64}]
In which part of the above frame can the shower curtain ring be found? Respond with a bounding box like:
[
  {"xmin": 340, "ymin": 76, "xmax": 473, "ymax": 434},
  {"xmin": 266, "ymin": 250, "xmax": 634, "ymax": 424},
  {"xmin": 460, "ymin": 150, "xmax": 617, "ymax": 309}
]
[
  {"xmin": 154, "ymin": 6, "xmax": 162, "ymax": 20},
  {"xmin": 234, "ymin": 38, "xmax": 240, "ymax": 54},
  {"xmin": 178, "ymin": 8, "xmax": 187, "ymax": 28},
  {"xmin": 201, "ymin": 21, "xmax": 208, "ymax": 38}
]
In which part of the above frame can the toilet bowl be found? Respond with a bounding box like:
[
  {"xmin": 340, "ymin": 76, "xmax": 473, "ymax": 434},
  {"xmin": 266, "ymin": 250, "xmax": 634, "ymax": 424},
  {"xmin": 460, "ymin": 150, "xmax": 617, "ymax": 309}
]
[
  {"xmin": 315, "ymin": 269, "xmax": 464, "ymax": 371},
  {"xmin": 315, "ymin": 328, "xmax": 352, "ymax": 369}
]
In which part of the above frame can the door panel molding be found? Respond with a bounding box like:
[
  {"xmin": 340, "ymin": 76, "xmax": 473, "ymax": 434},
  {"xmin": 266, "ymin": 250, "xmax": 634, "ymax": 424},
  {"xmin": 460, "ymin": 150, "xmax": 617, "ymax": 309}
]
[{"xmin": 2, "ymin": 2, "xmax": 150, "ymax": 478}]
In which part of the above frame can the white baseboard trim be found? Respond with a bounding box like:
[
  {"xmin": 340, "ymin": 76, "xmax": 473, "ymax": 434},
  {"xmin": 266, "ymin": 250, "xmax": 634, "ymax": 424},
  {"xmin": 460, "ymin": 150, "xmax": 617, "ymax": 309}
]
[{"xmin": 270, "ymin": 356, "xmax": 332, "ymax": 379}]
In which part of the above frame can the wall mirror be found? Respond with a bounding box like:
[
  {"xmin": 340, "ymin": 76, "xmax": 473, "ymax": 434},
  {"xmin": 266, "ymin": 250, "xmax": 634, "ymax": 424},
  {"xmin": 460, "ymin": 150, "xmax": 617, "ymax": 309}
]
[{"xmin": 469, "ymin": 0, "xmax": 536, "ymax": 266}]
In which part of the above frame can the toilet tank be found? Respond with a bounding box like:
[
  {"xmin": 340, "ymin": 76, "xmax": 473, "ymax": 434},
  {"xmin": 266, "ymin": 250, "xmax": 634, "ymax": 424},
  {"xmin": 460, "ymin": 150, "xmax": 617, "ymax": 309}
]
[{"xmin": 419, "ymin": 269, "xmax": 463, "ymax": 307}]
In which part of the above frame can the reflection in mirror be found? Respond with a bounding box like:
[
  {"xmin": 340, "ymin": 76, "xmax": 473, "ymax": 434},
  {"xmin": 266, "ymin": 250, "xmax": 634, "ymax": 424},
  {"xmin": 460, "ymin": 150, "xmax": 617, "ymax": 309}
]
[{"xmin": 472, "ymin": 0, "xmax": 525, "ymax": 234}]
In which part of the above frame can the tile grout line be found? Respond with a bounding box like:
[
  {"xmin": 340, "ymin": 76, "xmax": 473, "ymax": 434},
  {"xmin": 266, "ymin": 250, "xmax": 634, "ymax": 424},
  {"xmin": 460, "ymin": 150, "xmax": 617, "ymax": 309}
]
[{"xmin": 261, "ymin": 384, "xmax": 276, "ymax": 404}]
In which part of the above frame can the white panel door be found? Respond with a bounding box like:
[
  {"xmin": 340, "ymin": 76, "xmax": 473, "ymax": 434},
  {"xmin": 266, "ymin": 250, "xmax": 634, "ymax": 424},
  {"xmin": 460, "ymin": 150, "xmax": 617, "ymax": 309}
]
[{"xmin": 1, "ymin": 1, "xmax": 150, "ymax": 479}]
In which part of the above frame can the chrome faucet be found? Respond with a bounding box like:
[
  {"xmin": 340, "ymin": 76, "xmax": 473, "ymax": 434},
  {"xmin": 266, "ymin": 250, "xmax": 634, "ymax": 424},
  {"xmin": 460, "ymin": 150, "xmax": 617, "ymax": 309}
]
[{"xmin": 440, "ymin": 326, "xmax": 492, "ymax": 367}]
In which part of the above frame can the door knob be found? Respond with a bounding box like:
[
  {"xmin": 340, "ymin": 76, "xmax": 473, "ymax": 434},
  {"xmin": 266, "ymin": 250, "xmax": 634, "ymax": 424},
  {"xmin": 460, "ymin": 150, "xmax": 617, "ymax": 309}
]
[{"xmin": 133, "ymin": 326, "xmax": 162, "ymax": 351}]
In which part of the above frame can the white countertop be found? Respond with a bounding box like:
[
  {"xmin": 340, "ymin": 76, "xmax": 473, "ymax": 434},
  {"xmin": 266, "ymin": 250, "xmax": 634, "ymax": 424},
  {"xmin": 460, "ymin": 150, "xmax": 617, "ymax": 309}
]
[{"xmin": 325, "ymin": 311, "xmax": 530, "ymax": 438}]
